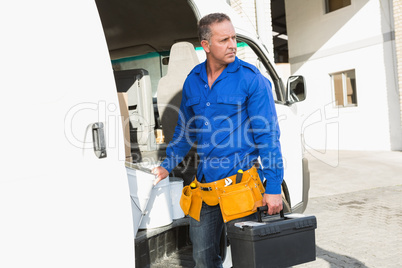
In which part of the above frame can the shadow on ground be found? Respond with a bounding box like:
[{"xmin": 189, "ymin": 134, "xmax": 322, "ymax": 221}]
[{"xmin": 316, "ymin": 245, "xmax": 368, "ymax": 268}]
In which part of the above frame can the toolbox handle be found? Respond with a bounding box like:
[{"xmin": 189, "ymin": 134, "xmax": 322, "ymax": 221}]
[{"xmin": 257, "ymin": 205, "xmax": 285, "ymax": 222}]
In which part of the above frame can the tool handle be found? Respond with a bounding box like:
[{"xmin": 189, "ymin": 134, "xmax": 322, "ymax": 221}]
[
  {"xmin": 257, "ymin": 205, "xmax": 285, "ymax": 222},
  {"xmin": 235, "ymin": 169, "xmax": 243, "ymax": 184}
]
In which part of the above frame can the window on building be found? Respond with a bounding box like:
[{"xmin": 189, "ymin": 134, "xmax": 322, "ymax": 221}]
[
  {"xmin": 331, "ymin": 70, "xmax": 357, "ymax": 107},
  {"xmin": 325, "ymin": 0, "xmax": 351, "ymax": 13}
]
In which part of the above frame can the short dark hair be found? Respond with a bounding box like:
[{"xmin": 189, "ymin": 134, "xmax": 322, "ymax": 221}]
[{"xmin": 198, "ymin": 13, "xmax": 231, "ymax": 42}]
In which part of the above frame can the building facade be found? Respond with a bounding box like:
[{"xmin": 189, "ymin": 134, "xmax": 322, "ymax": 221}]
[
  {"xmin": 227, "ymin": 0, "xmax": 401, "ymax": 151},
  {"xmin": 285, "ymin": 0, "xmax": 402, "ymax": 151}
]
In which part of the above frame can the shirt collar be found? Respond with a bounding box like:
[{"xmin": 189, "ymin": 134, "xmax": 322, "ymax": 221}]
[
  {"xmin": 195, "ymin": 56, "xmax": 240, "ymax": 83},
  {"xmin": 226, "ymin": 56, "xmax": 241, "ymax": 73},
  {"xmin": 194, "ymin": 56, "xmax": 240, "ymax": 74}
]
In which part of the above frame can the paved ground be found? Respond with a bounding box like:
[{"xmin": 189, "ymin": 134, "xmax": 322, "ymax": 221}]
[
  {"xmin": 153, "ymin": 150, "xmax": 402, "ymax": 267},
  {"xmin": 295, "ymin": 150, "xmax": 402, "ymax": 268}
]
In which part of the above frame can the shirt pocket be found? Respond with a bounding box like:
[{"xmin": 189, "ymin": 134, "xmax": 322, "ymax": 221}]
[
  {"xmin": 185, "ymin": 96, "xmax": 204, "ymax": 115},
  {"xmin": 217, "ymin": 95, "xmax": 246, "ymax": 115}
]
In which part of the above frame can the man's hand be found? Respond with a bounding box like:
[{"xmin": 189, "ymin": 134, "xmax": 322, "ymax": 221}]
[
  {"xmin": 151, "ymin": 166, "xmax": 169, "ymax": 186},
  {"xmin": 262, "ymin": 193, "xmax": 283, "ymax": 215}
]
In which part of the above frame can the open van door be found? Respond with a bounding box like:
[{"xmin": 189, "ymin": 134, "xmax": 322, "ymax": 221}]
[{"xmin": 0, "ymin": 1, "xmax": 134, "ymax": 267}]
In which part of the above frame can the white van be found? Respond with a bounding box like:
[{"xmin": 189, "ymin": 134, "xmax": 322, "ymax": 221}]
[{"xmin": 0, "ymin": 0, "xmax": 309, "ymax": 267}]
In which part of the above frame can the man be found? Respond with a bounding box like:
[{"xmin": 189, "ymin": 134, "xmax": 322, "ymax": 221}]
[{"xmin": 152, "ymin": 13, "xmax": 283, "ymax": 267}]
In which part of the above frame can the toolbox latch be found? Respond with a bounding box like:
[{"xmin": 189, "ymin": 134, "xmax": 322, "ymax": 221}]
[
  {"xmin": 259, "ymin": 226, "xmax": 280, "ymax": 237},
  {"xmin": 295, "ymin": 219, "xmax": 315, "ymax": 230}
]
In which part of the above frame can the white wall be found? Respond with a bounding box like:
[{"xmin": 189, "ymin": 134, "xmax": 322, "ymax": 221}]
[
  {"xmin": 286, "ymin": 0, "xmax": 402, "ymax": 151},
  {"xmin": 287, "ymin": 0, "xmax": 384, "ymax": 60}
]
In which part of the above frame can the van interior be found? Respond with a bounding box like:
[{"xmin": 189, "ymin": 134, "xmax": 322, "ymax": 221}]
[{"xmin": 96, "ymin": 0, "xmax": 203, "ymax": 184}]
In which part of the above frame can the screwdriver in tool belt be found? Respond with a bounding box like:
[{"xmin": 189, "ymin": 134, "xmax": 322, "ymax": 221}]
[{"xmin": 235, "ymin": 169, "xmax": 243, "ymax": 184}]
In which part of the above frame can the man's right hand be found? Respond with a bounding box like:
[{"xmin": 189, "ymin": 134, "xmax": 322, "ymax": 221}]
[
  {"xmin": 262, "ymin": 193, "xmax": 283, "ymax": 215},
  {"xmin": 151, "ymin": 166, "xmax": 169, "ymax": 185}
]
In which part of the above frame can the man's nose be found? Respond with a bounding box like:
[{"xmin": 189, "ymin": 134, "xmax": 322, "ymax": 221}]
[{"xmin": 229, "ymin": 38, "xmax": 236, "ymax": 48}]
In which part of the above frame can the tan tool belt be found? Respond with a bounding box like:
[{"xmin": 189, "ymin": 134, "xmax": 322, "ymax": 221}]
[{"xmin": 179, "ymin": 166, "xmax": 265, "ymax": 222}]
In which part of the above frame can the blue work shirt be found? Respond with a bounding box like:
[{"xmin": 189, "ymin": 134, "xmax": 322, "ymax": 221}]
[{"xmin": 161, "ymin": 56, "xmax": 283, "ymax": 194}]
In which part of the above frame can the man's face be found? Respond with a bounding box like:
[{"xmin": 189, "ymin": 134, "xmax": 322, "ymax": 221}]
[{"xmin": 203, "ymin": 20, "xmax": 237, "ymax": 66}]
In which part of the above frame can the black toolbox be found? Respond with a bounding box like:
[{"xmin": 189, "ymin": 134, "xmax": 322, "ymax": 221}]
[{"xmin": 227, "ymin": 206, "xmax": 317, "ymax": 268}]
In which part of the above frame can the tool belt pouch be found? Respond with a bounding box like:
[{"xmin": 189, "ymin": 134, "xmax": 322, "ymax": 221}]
[
  {"xmin": 179, "ymin": 183, "xmax": 203, "ymax": 221},
  {"xmin": 218, "ymin": 176, "xmax": 264, "ymax": 222},
  {"xmin": 179, "ymin": 185, "xmax": 192, "ymax": 215}
]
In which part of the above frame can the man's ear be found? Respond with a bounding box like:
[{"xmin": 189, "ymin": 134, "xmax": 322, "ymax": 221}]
[{"xmin": 201, "ymin": 40, "xmax": 210, "ymax": 53}]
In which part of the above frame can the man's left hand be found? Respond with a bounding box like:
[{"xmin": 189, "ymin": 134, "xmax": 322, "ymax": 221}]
[{"xmin": 262, "ymin": 193, "xmax": 283, "ymax": 215}]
